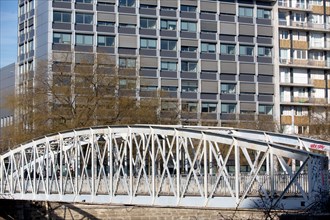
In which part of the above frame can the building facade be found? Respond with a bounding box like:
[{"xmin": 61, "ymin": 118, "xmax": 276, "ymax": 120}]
[
  {"xmin": 17, "ymin": 0, "xmax": 278, "ymax": 128},
  {"xmin": 16, "ymin": 0, "xmax": 330, "ymax": 134},
  {"xmin": 278, "ymin": 0, "xmax": 330, "ymax": 135},
  {"xmin": 0, "ymin": 63, "xmax": 16, "ymax": 146}
]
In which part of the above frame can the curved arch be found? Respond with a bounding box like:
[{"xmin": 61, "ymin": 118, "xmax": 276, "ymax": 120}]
[{"xmin": 0, "ymin": 125, "xmax": 328, "ymax": 209}]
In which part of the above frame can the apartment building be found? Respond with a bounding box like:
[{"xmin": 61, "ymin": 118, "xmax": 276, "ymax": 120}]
[
  {"xmin": 0, "ymin": 63, "xmax": 16, "ymax": 146},
  {"xmin": 17, "ymin": 0, "xmax": 277, "ymax": 128},
  {"xmin": 278, "ymin": 0, "xmax": 330, "ymax": 134}
]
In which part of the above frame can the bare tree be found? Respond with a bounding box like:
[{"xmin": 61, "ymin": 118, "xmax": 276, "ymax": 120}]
[
  {"xmin": 308, "ymin": 105, "xmax": 330, "ymax": 141},
  {"xmin": 0, "ymin": 53, "xmax": 175, "ymax": 151}
]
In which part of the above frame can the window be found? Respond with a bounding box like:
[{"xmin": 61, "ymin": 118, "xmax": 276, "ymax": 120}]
[
  {"xmin": 221, "ymin": 83, "xmax": 236, "ymax": 94},
  {"xmin": 119, "ymin": 0, "xmax": 135, "ymax": 7},
  {"xmin": 76, "ymin": 13, "xmax": 93, "ymax": 25},
  {"xmin": 239, "ymin": 45, "xmax": 254, "ymax": 56},
  {"xmin": 53, "ymin": 11, "xmax": 71, "ymax": 23},
  {"xmin": 19, "ymin": 44, "xmax": 25, "ymax": 55},
  {"xmin": 161, "ymin": 86, "xmax": 177, "ymax": 91},
  {"xmin": 76, "ymin": 0, "xmax": 92, "ymax": 3},
  {"xmin": 140, "ymin": 38, "xmax": 156, "ymax": 49},
  {"xmin": 201, "ymin": 42, "xmax": 216, "ymax": 53},
  {"xmin": 181, "ymin": 81, "xmax": 198, "ymax": 92},
  {"xmin": 140, "ymin": 18, "xmax": 156, "ymax": 29},
  {"xmin": 161, "ymin": 101, "xmax": 177, "ymax": 111},
  {"xmin": 161, "ymin": 61, "xmax": 177, "ymax": 71},
  {"xmin": 181, "ymin": 21, "xmax": 197, "ymax": 32},
  {"xmin": 280, "ymin": 30, "xmax": 289, "ymax": 39},
  {"xmin": 53, "ymin": 33, "xmax": 71, "ymax": 44},
  {"xmin": 97, "ymin": 35, "xmax": 114, "ymax": 47},
  {"xmin": 259, "ymin": 105, "xmax": 273, "ymax": 115},
  {"xmin": 257, "ymin": 8, "xmax": 271, "ymax": 19},
  {"xmin": 202, "ymin": 102, "xmax": 217, "ymax": 113},
  {"xmin": 141, "ymin": 86, "xmax": 157, "ymax": 91},
  {"xmin": 221, "ymin": 103, "xmax": 236, "ymax": 113},
  {"xmin": 97, "ymin": 21, "xmax": 114, "ymax": 26},
  {"xmin": 119, "ymin": 58, "xmax": 136, "ymax": 68},
  {"xmin": 119, "ymin": 23, "xmax": 136, "ymax": 28},
  {"xmin": 258, "ymin": 47, "xmax": 272, "ymax": 57},
  {"xmin": 293, "ymin": 12, "xmax": 305, "ymax": 22},
  {"xmin": 161, "ymin": 6, "xmax": 177, "ymax": 11},
  {"xmin": 161, "ymin": 40, "xmax": 177, "ymax": 50},
  {"xmin": 239, "ymin": 7, "xmax": 253, "ymax": 17},
  {"xmin": 181, "ymin": 5, "xmax": 196, "ymax": 12},
  {"xmin": 181, "ymin": 61, "xmax": 197, "ymax": 72},
  {"xmin": 309, "ymin": 51, "xmax": 324, "ymax": 60},
  {"xmin": 161, "ymin": 20, "xmax": 177, "ymax": 30},
  {"xmin": 140, "ymin": 4, "xmax": 156, "ymax": 9},
  {"xmin": 220, "ymin": 44, "xmax": 236, "ymax": 55},
  {"xmin": 119, "ymin": 79, "xmax": 135, "ymax": 89},
  {"xmin": 182, "ymin": 101, "xmax": 197, "ymax": 112},
  {"xmin": 311, "ymin": 14, "xmax": 324, "ymax": 24},
  {"xmin": 181, "ymin": 46, "xmax": 197, "ymax": 52},
  {"xmin": 310, "ymin": 0, "xmax": 323, "ymax": 6},
  {"xmin": 28, "ymin": 40, "xmax": 34, "ymax": 51},
  {"xmin": 76, "ymin": 34, "xmax": 92, "ymax": 45},
  {"xmin": 294, "ymin": 50, "xmax": 307, "ymax": 59}
]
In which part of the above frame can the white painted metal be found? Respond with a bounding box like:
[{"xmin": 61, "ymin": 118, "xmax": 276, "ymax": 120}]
[{"xmin": 0, "ymin": 125, "xmax": 328, "ymax": 210}]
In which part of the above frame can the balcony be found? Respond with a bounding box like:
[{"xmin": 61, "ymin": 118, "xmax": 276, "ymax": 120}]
[
  {"xmin": 280, "ymin": 77, "xmax": 313, "ymax": 87},
  {"xmin": 279, "ymin": 59, "xmax": 328, "ymax": 68},
  {"xmin": 278, "ymin": 1, "xmax": 311, "ymax": 11},
  {"xmin": 280, "ymin": 115, "xmax": 309, "ymax": 125},
  {"xmin": 311, "ymin": 79, "xmax": 326, "ymax": 88},
  {"xmin": 292, "ymin": 40, "xmax": 308, "ymax": 49},
  {"xmin": 281, "ymin": 96, "xmax": 329, "ymax": 105},
  {"xmin": 279, "ymin": 39, "xmax": 290, "ymax": 48},
  {"xmin": 279, "ymin": 20, "xmax": 330, "ymax": 32}
]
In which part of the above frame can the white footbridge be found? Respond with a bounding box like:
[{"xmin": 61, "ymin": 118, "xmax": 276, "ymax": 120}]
[{"xmin": 0, "ymin": 125, "xmax": 329, "ymax": 210}]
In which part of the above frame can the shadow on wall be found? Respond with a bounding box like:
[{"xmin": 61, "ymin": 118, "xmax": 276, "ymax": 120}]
[{"xmin": 0, "ymin": 200, "xmax": 101, "ymax": 220}]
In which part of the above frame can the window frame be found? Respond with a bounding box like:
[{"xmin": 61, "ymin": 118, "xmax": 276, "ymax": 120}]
[
  {"xmin": 76, "ymin": 13, "xmax": 93, "ymax": 25},
  {"xmin": 97, "ymin": 35, "xmax": 115, "ymax": 47},
  {"xmin": 140, "ymin": 38, "xmax": 157, "ymax": 49},
  {"xmin": 239, "ymin": 45, "xmax": 254, "ymax": 56},
  {"xmin": 181, "ymin": 21, "xmax": 197, "ymax": 32},
  {"xmin": 53, "ymin": 32, "xmax": 71, "ymax": 44},
  {"xmin": 181, "ymin": 61, "xmax": 197, "ymax": 72},
  {"xmin": 140, "ymin": 17, "xmax": 157, "ymax": 29},
  {"xmin": 53, "ymin": 11, "xmax": 71, "ymax": 23}
]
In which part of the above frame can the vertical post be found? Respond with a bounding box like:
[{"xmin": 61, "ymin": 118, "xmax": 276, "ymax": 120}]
[
  {"xmin": 203, "ymin": 135, "xmax": 208, "ymax": 199},
  {"xmin": 59, "ymin": 135, "xmax": 63, "ymax": 195},
  {"xmin": 109, "ymin": 128, "xmax": 113, "ymax": 198},
  {"xmin": 21, "ymin": 147, "xmax": 24, "ymax": 195},
  {"xmin": 151, "ymin": 129, "xmax": 155, "ymax": 201},
  {"xmin": 0, "ymin": 156, "xmax": 2, "ymax": 193},
  {"xmin": 91, "ymin": 131, "xmax": 95, "ymax": 197},
  {"xmin": 10, "ymin": 153, "xmax": 14, "ymax": 194},
  {"xmin": 270, "ymin": 148, "xmax": 274, "ymax": 199},
  {"xmin": 46, "ymin": 138, "xmax": 49, "ymax": 195},
  {"xmin": 129, "ymin": 127, "xmax": 133, "ymax": 199},
  {"xmin": 234, "ymin": 138, "xmax": 240, "ymax": 204},
  {"xmin": 33, "ymin": 142, "xmax": 36, "ymax": 194},
  {"xmin": 176, "ymin": 130, "xmax": 180, "ymax": 203}
]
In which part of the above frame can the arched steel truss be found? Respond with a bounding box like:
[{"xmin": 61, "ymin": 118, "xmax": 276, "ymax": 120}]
[{"xmin": 0, "ymin": 125, "xmax": 328, "ymax": 209}]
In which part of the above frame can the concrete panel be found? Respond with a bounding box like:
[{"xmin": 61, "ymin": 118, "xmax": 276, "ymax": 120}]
[
  {"xmin": 240, "ymin": 63, "xmax": 255, "ymax": 74},
  {"xmin": 221, "ymin": 61, "xmax": 237, "ymax": 74}
]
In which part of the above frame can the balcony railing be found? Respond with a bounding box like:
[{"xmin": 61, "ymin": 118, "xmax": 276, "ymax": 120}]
[
  {"xmin": 278, "ymin": 0, "xmax": 311, "ymax": 9},
  {"xmin": 279, "ymin": 20, "xmax": 330, "ymax": 30},
  {"xmin": 279, "ymin": 59, "xmax": 328, "ymax": 67}
]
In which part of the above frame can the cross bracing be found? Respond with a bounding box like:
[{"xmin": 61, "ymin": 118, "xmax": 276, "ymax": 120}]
[{"xmin": 0, "ymin": 125, "xmax": 328, "ymax": 209}]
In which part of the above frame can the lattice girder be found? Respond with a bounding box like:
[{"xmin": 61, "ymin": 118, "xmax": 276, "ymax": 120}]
[{"xmin": 0, "ymin": 125, "xmax": 328, "ymax": 209}]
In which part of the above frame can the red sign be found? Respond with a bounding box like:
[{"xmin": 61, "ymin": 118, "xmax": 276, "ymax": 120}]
[{"xmin": 310, "ymin": 143, "xmax": 326, "ymax": 150}]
